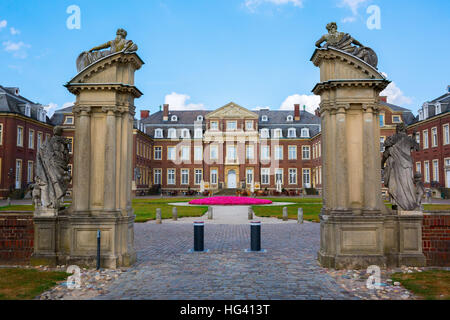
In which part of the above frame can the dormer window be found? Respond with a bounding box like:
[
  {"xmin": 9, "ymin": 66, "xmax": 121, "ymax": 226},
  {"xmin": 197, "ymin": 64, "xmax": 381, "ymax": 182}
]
[
  {"xmin": 194, "ymin": 128, "xmax": 203, "ymax": 139},
  {"xmin": 64, "ymin": 116, "xmax": 74, "ymax": 125},
  {"xmin": 288, "ymin": 128, "xmax": 297, "ymax": 138},
  {"xmin": 301, "ymin": 128, "xmax": 310, "ymax": 138},
  {"xmin": 273, "ymin": 128, "xmax": 283, "ymax": 139},
  {"xmin": 25, "ymin": 104, "xmax": 31, "ymax": 117},
  {"xmin": 197, "ymin": 115, "xmax": 204, "ymax": 122},
  {"xmin": 436, "ymin": 103, "xmax": 442, "ymax": 115},
  {"xmin": 392, "ymin": 115, "xmax": 402, "ymax": 123},
  {"xmin": 168, "ymin": 128, "xmax": 177, "ymax": 139},
  {"xmin": 423, "ymin": 103, "xmax": 429, "ymax": 119},
  {"xmin": 260, "ymin": 129, "xmax": 269, "ymax": 139},
  {"xmin": 261, "ymin": 115, "xmax": 268, "ymax": 122},
  {"xmin": 286, "ymin": 115, "xmax": 293, "ymax": 122},
  {"xmin": 154, "ymin": 128, "xmax": 163, "ymax": 138},
  {"xmin": 171, "ymin": 115, "xmax": 178, "ymax": 122},
  {"xmin": 181, "ymin": 129, "xmax": 190, "ymax": 139},
  {"xmin": 419, "ymin": 110, "xmax": 424, "ymax": 121}
]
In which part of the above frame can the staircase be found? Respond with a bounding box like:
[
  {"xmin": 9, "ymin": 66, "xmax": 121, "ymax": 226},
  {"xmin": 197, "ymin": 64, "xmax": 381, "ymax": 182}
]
[{"xmin": 214, "ymin": 188, "xmax": 238, "ymax": 196}]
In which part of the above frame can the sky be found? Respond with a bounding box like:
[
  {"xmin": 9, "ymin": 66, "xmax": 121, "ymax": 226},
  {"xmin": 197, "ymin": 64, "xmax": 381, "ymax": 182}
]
[{"xmin": 1, "ymin": 0, "xmax": 449, "ymax": 117}]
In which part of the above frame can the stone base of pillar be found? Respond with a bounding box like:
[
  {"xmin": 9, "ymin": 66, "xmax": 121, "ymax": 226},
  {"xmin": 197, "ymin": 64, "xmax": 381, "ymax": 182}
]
[{"xmin": 32, "ymin": 213, "xmax": 136, "ymax": 269}]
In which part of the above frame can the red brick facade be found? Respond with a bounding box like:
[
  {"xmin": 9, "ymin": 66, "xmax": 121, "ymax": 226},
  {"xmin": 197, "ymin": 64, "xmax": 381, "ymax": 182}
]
[
  {"xmin": 422, "ymin": 213, "xmax": 450, "ymax": 266},
  {"xmin": 0, "ymin": 213, "xmax": 34, "ymax": 263}
]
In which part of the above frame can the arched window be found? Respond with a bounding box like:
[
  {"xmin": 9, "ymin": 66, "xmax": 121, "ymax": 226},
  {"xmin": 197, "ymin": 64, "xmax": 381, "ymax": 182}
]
[
  {"xmin": 194, "ymin": 128, "xmax": 203, "ymax": 139},
  {"xmin": 181, "ymin": 129, "xmax": 190, "ymax": 139},
  {"xmin": 197, "ymin": 115, "xmax": 204, "ymax": 122},
  {"xmin": 261, "ymin": 115, "xmax": 268, "ymax": 122},
  {"xmin": 286, "ymin": 115, "xmax": 293, "ymax": 122},
  {"xmin": 155, "ymin": 129, "xmax": 164, "ymax": 139},
  {"xmin": 260, "ymin": 128, "xmax": 270, "ymax": 139},
  {"xmin": 171, "ymin": 115, "xmax": 178, "ymax": 122},
  {"xmin": 288, "ymin": 128, "xmax": 297, "ymax": 138},
  {"xmin": 168, "ymin": 128, "xmax": 177, "ymax": 139},
  {"xmin": 273, "ymin": 128, "xmax": 283, "ymax": 138},
  {"xmin": 301, "ymin": 128, "xmax": 310, "ymax": 138}
]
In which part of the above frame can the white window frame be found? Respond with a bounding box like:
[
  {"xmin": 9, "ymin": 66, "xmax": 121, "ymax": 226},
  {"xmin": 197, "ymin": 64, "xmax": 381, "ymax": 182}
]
[
  {"xmin": 167, "ymin": 146, "xmax": 176, "ymax": 161},
  {"xmin": 181, "ymin": 129, "xmax": 190, "ymax": 139},
  {"xmin": 261, "ymin": 145, "xmax": 270, "ymax": 161},
  {"xmin": 171, "ymin": 115, "xmax": 178, "ymax": 122},
  {"xmin": 416, "ymin": 162, "xmax": 421, "ymax": 174},
  {"xmin": 246, "ymin": 145, "xmax": 254, "ymax": 160},
  {"xmin": 286, "ymin": 115, "xmax": 293, "ymax": 122},
  {"xmin": 275, "ymin": 145, "xmax": 283, "ymax": 160},
  {"xmin": 288, "ymin": 146, "xmax": 297, "ymax": 160},
  {"xmin": 210, "ymin": 121, "xmax": 219, "ymax": 131},
  {"xmin": 154, "ymin": 128, "xmax": 163, "ymax": 138},
  {"xmin": 28, "ymin": 129, "xmax": 35, "ymax": 149},
  {"xmin": 289, "ymin": 168, "xmax": 297, "ymax": 185},
  {"xmin": 17, "ymin": 126, "xmax": 23, "ymax": 147},
  {"xmin": 246, "ymin": 168, "xmax": 254, "ymax": 184},
  {"xmin": 226, "ymin": 121, "xmax": 237, "ymax": 131},
  {"xmin": 261, "ymin": 115, "xmax": 268, "ymax": 122},
  {"xmin": 194, "ymin": 128, "xmax": 203, "ymax": 139},
  {"xmin": 260, "ymin": 129, "xmax": 269, "ymax": 139},
  {"xmin": 432, "ymin": 127, "xmax": 438, "ymax": 147},
  {"xmin": 301, "ymin": 128, "xmax": 310, "ymax": 138},
  {"xmin": 154, "ymin": 169, "xmax": 162, "ymax": 185},
  {"xmin": 210, "ymin": 145, "xmax": 219, "ymax": 160},
  {"xmin": 275, "ymin": 168, "xmax": 283, "ymax": 184},
  {"xmin": 227, "ymin": 145, "xmax": 237, "ymax": 160},
  {"xmin": 432, "ymin": 159, "xmax": 439, "ymax": 182},
  {"xmin": 261, "ymin": 168, "xmax": 270, "ymax": 185},
  {"xmin": 288, "ymin": 128, "xmax": 296, "ymax": 138},
  {"xmin": 443, "ymin": 124, "xmax": 450, "ymax": 145},
  {"xmin": 302, "ymin": 168, "xmax": 311, "ymax": 188},
  {"xmin": 273, "ymin": 128, "xmax": 282, "ymax": 139},
  {"xmin": 210, "ymin": 169, "xmax": 218, "ymax": 185},
  {"xmin": 168, "ymin": 128, "xmax": 177, "ymax": 139},
  {"xmin": 194, "ymin": 146, "xmax": 203, "ymax": 161},
  {"xmin": 167, "ymin": 169, "xmax": 176, "ymax": 185},
  {"xmin": 424, "ymin": 161, "xmax": 430, "ymax": 183},
  {"xmin": 27, "ymin": 160, "xmax": 34, "ymax": 183},
  {"xmin": 194, "ymin": 169, "xmax": 203, "ymax": 185},
  {"xmin": 181, "ymin": 169, "xmax": 189, "ymax": 185},
  {"xmin": 181, "ymin": 146, "xmax": 190, "ymax": 161},
  {"xmin": 15, "ymin": 159, "xmax": 22, "ymax": 189},
  {"xmin": 302, "ymin": 146, "xmax": 311, "ymax": 160},
  {"xmin": 245, "ymin": 120, "xmax": 253, "ymax": 131},
  {"xmin": 423, "ymin": 130, "xmax": 429, "ymax": 149},
  {"xmin": 154, "ymin": 146, "xmax": 162, "ymax": 160}
]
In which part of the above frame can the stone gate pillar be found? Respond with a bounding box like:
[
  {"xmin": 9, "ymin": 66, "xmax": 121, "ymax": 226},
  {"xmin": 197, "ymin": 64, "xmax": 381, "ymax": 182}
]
[{"xmin": 59, "ymin": 51, "xmax": 143, "ymax": 268}]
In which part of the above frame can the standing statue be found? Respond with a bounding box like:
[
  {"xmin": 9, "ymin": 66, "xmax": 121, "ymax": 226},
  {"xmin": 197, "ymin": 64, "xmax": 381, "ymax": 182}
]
[
  {"xmin": 414, "ymin": 173, "xmax": 425, "ymax": 209},
  {"xmin": 381, "ymin": 123, "xmax": 420, "ymax": 211},
  {"xmin": 76, "ymin": 28, "xmax": 138, "ymax": 72},
  {"xmin": 35, "ymin": 126, "xmax": 71, "ymax": 210},
  {"xmin": 315, "ymin": 22, "xmax": 378, "ymax": 68}
]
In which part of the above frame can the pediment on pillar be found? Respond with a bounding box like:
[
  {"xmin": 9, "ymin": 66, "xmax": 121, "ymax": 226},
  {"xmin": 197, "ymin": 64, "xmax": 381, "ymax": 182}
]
[
  {"xmin": 65, "ymin": 52, "xmax": 144, "ymax": 98},
  {"xmin": 206, "ymin": 102, "xmax": 258, "ymax": 119},
  {"xmin": 311, "ymin": 48, "xmax": 386, "ymax": 82}
]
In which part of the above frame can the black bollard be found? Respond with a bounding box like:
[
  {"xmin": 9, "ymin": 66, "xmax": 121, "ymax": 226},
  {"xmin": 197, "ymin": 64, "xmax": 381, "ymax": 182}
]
[
  {"xmin": 193, "ymin": 221, "xmax": 204, "ymax": 252},
  {"xmin": 96, "ymin": 230, "xmax": 101, "ymax": 270},
  {"xmin": 250, "ymin": 221, "xmax": 261, "ymax": 252}
]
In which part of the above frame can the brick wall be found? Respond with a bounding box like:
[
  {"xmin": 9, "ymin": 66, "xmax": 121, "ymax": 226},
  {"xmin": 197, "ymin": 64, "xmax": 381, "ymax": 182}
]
[
  {"xmin": 423, "ymin": 212, "xmax": 450, "ymax": 266},
  {"xmin": 0, "ymin": 213, "xmax": 34, "ymax": 263}
]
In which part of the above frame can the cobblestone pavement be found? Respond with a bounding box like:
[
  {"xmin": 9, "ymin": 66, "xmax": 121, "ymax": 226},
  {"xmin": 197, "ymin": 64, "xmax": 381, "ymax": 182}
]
[{"xmin": 94, "ymin": 222, "xmax": 358, "ymax": 300}]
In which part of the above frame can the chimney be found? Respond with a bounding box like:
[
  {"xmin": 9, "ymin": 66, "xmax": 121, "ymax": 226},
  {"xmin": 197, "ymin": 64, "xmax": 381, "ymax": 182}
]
[
  {"xmin": 379, "ymin": 96, "xmax": 387, "ymax": 103},
  {"xmin": 140, "ymin": 110, "xmax": 150, "ymax": 120},
  {"xmin": 294, "ymin": 104, "xmax": 300, "ymax": 121},
  {"xmin": 163, "ymin": 104, "xmax": 169, "ymax": 121}
]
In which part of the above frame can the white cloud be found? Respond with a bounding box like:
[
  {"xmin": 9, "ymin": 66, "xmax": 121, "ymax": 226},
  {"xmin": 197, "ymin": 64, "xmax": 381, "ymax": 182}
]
[
  {"xmin": 2, "ymin": 41, "xmax": 31, "ymax": 59},
  {"xmin": 381, "ymin": 82, "xmax": 413, "ymax": 106},
  {"xmin": 341, "ymin": 16, "xmax": 356, "ymax": 23},
  {"xmin": 45, "ymin": 102, "xmax": 74, "ymax": 118},
  {"xmin": 339, "ymin": 0, "xmax": 369, "ymax": 15},
  {"xmin": 279, "ymin": 94, "xmax": 321, "ymax": 113},
  {"xmin": 10, "ymin": 27, "xmax": 20, "ymax": 35},
  {"xmin": 0, "ymin": 20, "xmax": 7, "ymax": 30},
  {"xmin": 244, "ymin": 0, "xmax": 303, "ymax": 12},
  {"xmin": 164, "ymin": 92, "xmax": 205, "ymax": 111}
]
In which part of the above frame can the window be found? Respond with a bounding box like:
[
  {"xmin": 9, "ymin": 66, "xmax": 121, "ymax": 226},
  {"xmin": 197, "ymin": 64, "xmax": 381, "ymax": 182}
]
[
  {"xmin": 210, "ymin": 145, "xmax": 218, "ymax": 160},
  {"xmin": 246, "ymin": 145, "xmax": 254, "ymax": 160},
  {"xmin": 424, "ymin": 104, "xmax": 429, "ymax": 119},
  {"xmin": 380, "ymin": 137, "xmax": 385, "ymax": 152},
  {"xmin": 27, "ymin": 161, "xmax": 34, "ymax": 183},
  {"xmin": 261, "ymin": 115, "xmax": 268, "ymax": 122},
  {"xmin": 444, "ymin": 124, "xmax": 450, "ymax": 145},
  {"xmin": 226, "ymin": 121, "xmax": 237, "ymax": 131},
  {"xmin": 37, "ymin": 132, "xmax": 43, "ymax": 150},
  {"xmin": 64, "ymin": 116, "xmax": 74, "ymax": 125},
  {"xmin": 66, "ymin": 137, "xmax": 73, "ymax": 154},
  {"xmin": 261, "ymin": 168, "xmax": 270, "ymax": 185},
  {"xmin": 15, "ymin": 159, "xmax": 22, "ymax": 189},
  {"xmin": 194, "ymin": 128, "xmax": 203, "ymax": 139},
  {"xmin": 432, "ymin": 160, "xmax": 439, "ymax": 182},
  {"xmin": 154, "ymin": 129, "xmax": 163, "ymax": 138},
  {"xmin": 246, "ymin": 169, "xmax": 253, "ymax": 184},
  {"xmin": 210, "ymin": 169, "xmax": 218, "ymax": 185},
  {"xmin": 167, "ymin": 147, "xmax": 176, "ymax": 161},
  {"xmin": 436, "ymin": 103, "xmax": 442, "ymax": 115},
  {"xmin": 273, "ymin": 129, "xmax": 282, "ymax": 139},
  {"xmin": 227, "ymin": 145, "xmax": 237, "ymax": 160},
  {"xmin": 197, "ymin": 115, "xmax": 204, "ymax": 122},
  {"xmin": 181, "ymin": 129, "xmax": 190, "ymax": 139},
  {"xmin": 195, "ymin": 169, "xmax": 203, "ymax": 185},
  {"xmin": 275, "ymin": 146, "xmax": 283, "ymax": 160},
  {"xmin": 181, "ymin": 146, "xmax": 190, "ymax": 161},
  {"xmin": 17, "ymin": 126, "xmax": 23, "ymax": 147},
  {"xmin": 302, "ymin": 169, "xmax": 311, "ymax": 188},
  {"xmin": 424, "ymin": 161, "xmax": 430, "ymax": 183},
  {"xmin": 289, "ymin": 168, "xmax": 297, "ymax": 185},
  {"xmin": 301, "ymin": 128, "xmax": 310, "ymax": 138},
  {"xmin": 210, "ymin": 121, "xmax": 218, "ymax": 130},
  {"xmin": 286, "ymin": 115, "xmax": 293, "ymax": 122},
  {"xmin": 193, "ymin": 146, "xmax": 203, "ymax": 161},
  {"xmin": 275, "ymin": 168, "xmax": 283, "ymax": 184},
  {"xmin": 167, "ymin": 169, "xmax": 176, "ymax": 185},
  {"xmin": 288, "ymin": 128, "xmax": 296, "ymax": 138},
  {"xmin": 432, "ymin": 127, "xmax": 438, "ymax": 147},
  {"xmin": 0, "ymin": 124, "xmax": 3, "ymax": 145},
  {"xmin": 181, "ymin": 169, "xmax": 189, "ymax": 185},
  {"xmin": 416, "ymin": 162, "xmax": 421, "ymax": 174},
  {"xmin": 379, "ymin": 114, "xmax": 385, "ymax": 127},
  {"xmin": 392, "ymin": 115, "xmax": 401, "ymax": 123},
  {"xmin": 419, "ymin": 110, "xmax": 424, "ymax": 121},
  {"xmin": 415, "ymin": 132, "xmax": 420, "ymax": 146},
  {"xmin": 288, "ymin": 146, "xmax": 297, "ymax": 160},
  {"xmin": 28, "ymin": 129, "xmax": 35, "ymax": 149},
  {"xmin": 260, "ymin": 129, "xmax": 269, "ymax": 139},
  {"xmin": 168, "ymin": 128, "xmax": 177, "ymax": 139},
  {"xmin": 423, "ymin": 130, "xmax": 429, "ymax": 149},
  {"xmin": 154, "ymin": 146, "xmax": 162, "ymax": 160},
  {"xmin": 261, "ymin": 145, "xmax": 270, "ymax": 161},
  {"xmin": 245, "ymin": 121, "xmax": 253, "ymax": 130},
  {"xmin": 25, "ymin": 104, "xmax": 31, "ymax": 117},
  {"xmin": 154, "ymin": 169, "xmax": 162, "ymax": 185},
  {"xmin": 302, "ymin": 146, "xmax": 310, "ymax": 160},
  {"xmin": 171, "ymin": 115, "xmax": 178, "ymax": 122}
]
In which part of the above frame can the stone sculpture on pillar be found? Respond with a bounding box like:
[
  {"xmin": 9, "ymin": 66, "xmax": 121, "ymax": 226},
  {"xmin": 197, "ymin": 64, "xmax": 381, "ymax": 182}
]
[{"xmin": 382, "ymin": 123, "xmax": 420, "ymax": 211}]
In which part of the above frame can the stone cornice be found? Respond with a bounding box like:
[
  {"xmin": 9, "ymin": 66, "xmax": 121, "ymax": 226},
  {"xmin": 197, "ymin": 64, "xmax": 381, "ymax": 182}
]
[
  {"xmin": 65, "ymin": 83, "xmax": 143, "ymax": 98},
  {"xmin": 312, "ymin": 79, "xmax": 390, "ymax": 96}
]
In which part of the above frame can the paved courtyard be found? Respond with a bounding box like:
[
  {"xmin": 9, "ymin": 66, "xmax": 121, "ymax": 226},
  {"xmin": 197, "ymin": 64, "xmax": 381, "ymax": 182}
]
[{"xmin": 94, "ymin": 206, "xmax": 358, "ymax": 300}]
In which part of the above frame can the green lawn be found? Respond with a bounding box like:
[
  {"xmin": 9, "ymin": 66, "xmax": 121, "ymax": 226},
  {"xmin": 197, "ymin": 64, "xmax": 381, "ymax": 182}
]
[
  {"xmin": 0, "ymin": 268, "xmax": 69, "ymax": 300},
  {"xmin": 390, "ymin": 270, "xmax": 450, "ymax": 300},
  {"xmin": 253, "ymin": 198, "xmax": 322, "ymax": 222},
  {"xmin": 0, "ymin": 205, "xmax": 35, "ymax": 211}
]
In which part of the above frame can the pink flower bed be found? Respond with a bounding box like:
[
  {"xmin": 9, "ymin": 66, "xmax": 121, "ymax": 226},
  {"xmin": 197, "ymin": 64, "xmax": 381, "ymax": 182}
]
[{"xmin": 189, "ymin": 196, "xmax": 272, "ymax": 206}]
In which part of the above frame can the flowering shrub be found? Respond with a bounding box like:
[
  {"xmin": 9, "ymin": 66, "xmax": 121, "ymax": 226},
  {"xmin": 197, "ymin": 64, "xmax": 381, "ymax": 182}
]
[{"xmin": 189, "ymin": 197, "xmax": 272, "ymax": 206}]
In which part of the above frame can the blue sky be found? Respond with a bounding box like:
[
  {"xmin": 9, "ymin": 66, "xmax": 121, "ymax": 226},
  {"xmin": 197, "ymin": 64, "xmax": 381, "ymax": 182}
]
[{"xmin": 1, "ymin": 0, "xmax": 449, "ymax": 117}]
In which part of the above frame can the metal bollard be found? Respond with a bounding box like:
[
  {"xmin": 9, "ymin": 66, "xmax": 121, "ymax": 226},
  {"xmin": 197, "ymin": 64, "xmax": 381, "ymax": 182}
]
[
  {"xmin": 208, "ymin": 207, "xmax": 213, "ymax": 220},
  {"xmin": 282, "ymin": 207, "xmax": 288, "ymax": 221},
  {"xmin": 248, "ymin": 207, "xmax": 253, "ymax": 220},
  {"xmin": 194, "ymin": 221, "xmax": 205, "ymax": 252},
  {"xmin": 250, "ymin": 221, "xmax": 261, "ymax": 251},
  {"xmin": 172, "ymin": 207, "xmax": 178, "ymax": 221},
  {"xmin": 156, "ymin": 208, "xmax": 162, "ymax": 224},
  {"xmin": 298, "ymin": 208, "xmax": 304, "ymax": 224},
  {"xmin": 96, "ymin": 230, "xmax": 101, "ymax": 270}
]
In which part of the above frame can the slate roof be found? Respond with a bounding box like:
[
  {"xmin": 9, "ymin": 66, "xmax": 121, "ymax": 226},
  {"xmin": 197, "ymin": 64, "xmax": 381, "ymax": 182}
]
[
  {"xmin": 50, "ymin": 105, "xmax": 74, "ymax": 126},
  {"xmin": 379, "ymin": 101, "xmax": 416, "ymax": 125},
  {"xmin": 411, "ymin": 90, "xmax": 450, "ymax": 125},
  {"xmin": 0, "ymin": 85, "xmax": 52, "ymax": 124}
]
